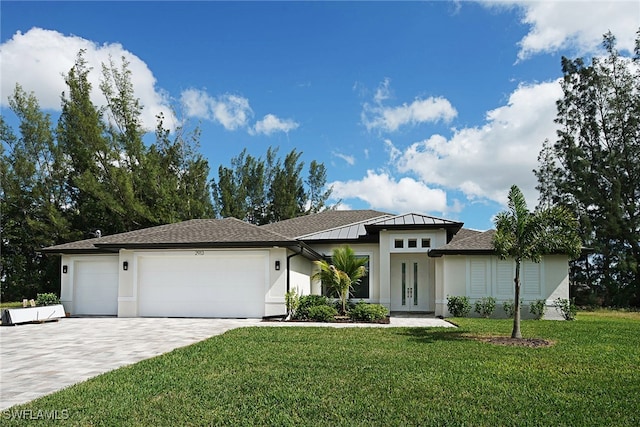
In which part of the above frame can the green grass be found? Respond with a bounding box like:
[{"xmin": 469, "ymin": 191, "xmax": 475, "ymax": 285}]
[
  {"xmin": 0, "ymin": 301, "xmax": 24, "ymax": 309},
  {"xmin": 4, "ymin": 312, "xmax": 639, "ymax": 426}
]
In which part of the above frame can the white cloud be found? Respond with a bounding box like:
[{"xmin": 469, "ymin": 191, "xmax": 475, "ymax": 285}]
[
  {"xmin": 180, "ymin": 89, "xmax": 252, "ymax": 131},
  {"xmin": 180, "ymin": 88, "xmax": 211, "ymax": 120},
  {"xmin": 332, "ymin": 152, "xmax": 355, "ymax": 166},
  {"xmin": 485, "ymin": 1, "xmax": 639, "ymax": 60},
  {"xmin": 250, "ymin": 113, "xmax": 299, "ymax": 136},
  {"xmin": 0, "ymin": 27, "xmax": 176, "ymax": 130},
  {"xmin": 329, "ymin": 170, "xmax": 448, "ymax": 214},
  {"xmin": 390, "ymin": 80, "xmax": 563, "ymax": 207},
  {"xmin": 214, "ymin": 94, "xmax": 252, "ymax": 131},
  {"xmin": 362, "ymin": 79, "xmax": 457, "ymax": 132}
]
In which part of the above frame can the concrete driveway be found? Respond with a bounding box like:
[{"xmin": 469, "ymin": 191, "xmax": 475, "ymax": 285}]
[
  {"xmin": 0, "ymin": 317, "xmax": 261, "ymax": 410},
  {"xmin": 0, "ymin": 316, "xmax": 453, "ymax": 410}
]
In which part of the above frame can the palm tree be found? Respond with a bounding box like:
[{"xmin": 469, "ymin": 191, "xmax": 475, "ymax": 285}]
[
  {"xmin": 312, "ymin": 246, "xmax": 368, "ymax": 315},
  {"xmin": 493, "ymin": 185, "xmax": 581, "ymax": 338}
]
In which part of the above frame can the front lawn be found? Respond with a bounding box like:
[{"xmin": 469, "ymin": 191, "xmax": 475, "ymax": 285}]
[{"xmin": 4, "ymin": 312, "xmax": 639, "ymax": 426}]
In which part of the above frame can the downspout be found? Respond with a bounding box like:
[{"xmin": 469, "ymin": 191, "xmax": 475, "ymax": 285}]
[
  {"xmin": 284, "ymin": 244, "xmax": 304, "ymax": 320},
  {"xmin": 286, "ymin": 244, "xmax": 304, "ymax": 293}
]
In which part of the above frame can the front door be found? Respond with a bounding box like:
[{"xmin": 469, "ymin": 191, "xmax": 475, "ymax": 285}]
[{"xmin": 390, "ymin": 255, "xmax": 429, "ymax": 312}]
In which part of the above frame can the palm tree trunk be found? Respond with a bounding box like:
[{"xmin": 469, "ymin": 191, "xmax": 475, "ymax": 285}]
[{"xmin": 512, "ymin": 260, "xmax": 522, "ymax": 339}]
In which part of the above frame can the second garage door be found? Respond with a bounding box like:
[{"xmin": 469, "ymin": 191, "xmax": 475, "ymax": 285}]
[{"xmin": 137, "ymin": 251, "xmax": 268, "ymax": 318}]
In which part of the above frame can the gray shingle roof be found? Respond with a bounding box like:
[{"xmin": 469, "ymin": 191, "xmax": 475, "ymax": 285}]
[
  {"xmin": 429, "ymin": 229, "xmax": 496, "ymax": 256},
  {"xmin": 261, "ymin": 210, "xmax": 390, "ymax": 239},
  {"xmin": 43, "ymin": 210, "xmax": 477, "ymax": 257},
  {"xmin": 42, "ymin": 218, "xmax": 302, "ymax": 253},
  {"xmin": 448, "ymin": 228, "xmax": 483, "ymax": 244}
]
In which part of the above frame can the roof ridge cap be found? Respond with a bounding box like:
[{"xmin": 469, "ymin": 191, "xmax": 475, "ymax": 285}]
[{"xmin": 224, "ymin": 217, "xmax": 299, "ymax": 242}]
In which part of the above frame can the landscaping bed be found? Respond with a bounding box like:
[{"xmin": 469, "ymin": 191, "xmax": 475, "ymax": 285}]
[
  {"xmin": 283, "ymin": 294, "xmax": 390, "ymax": 324},
  {"xmin": 263, "ymin": 315, "xmax": 391, "ymax": 324}
]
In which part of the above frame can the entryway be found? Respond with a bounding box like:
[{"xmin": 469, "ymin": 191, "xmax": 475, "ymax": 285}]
[{"xmin": 390, "ymin": 254, "xmax": 432, "ymax": 312}]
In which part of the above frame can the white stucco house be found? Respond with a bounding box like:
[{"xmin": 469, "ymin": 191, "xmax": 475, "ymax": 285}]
[{"xmin": 42, "ymin": 210, "xmax": 570, "ymax": 319}]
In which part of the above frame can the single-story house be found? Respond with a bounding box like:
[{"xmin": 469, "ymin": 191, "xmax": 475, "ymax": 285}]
[{"xmin": 42, "ymin": 210, "xmax": 570, "ymax": 319}]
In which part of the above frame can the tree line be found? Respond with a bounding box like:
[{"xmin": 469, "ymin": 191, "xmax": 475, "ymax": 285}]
[
  {"xmin": 0, "ymin": 50, "xmax": 332, "ymax": 301},
  {"xmin": 535, "ymin": 31, "xmax": 640, "ymax": 307}
]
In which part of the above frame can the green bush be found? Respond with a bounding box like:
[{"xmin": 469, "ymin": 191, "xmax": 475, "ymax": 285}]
[
  {"xmin": 554, "ymin": 297, "xmax": 577, "ymax": 320},
  {"xmin": 474, "ymin": 297, "xmax": 496, "ymax": 318},
  {"xmin": 295, "ymin": 295, "xmax": 330, "ymax": 320},
  {"xmin": 446, "ymin": 295, "xmax": 471, "ymax": 317},
  {"xmin": 307, "ymin": 305, "xmax": 338, "ymax": 322},
  {"xmin": 349, "ymin": 302, "xmax": 389, "ymax": 322},
  {"xmin": 36, "ymin": 293, "xmax": 60, "ymax": 306},
  {"xmin": 502, "ymin": 299, "xmax": 523, "ymax": 318},
  {"xmin": 333, "ymin": 299, "xmax": 356, "ymax": 313},
  {"xmin": 529, "ymin": 299, "xmax": 547, "ymax": 319}
]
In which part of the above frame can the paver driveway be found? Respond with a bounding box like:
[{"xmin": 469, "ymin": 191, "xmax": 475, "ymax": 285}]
[{"xmin": 0, "ymin": 317, "xmax": 261, "ymax": 410}]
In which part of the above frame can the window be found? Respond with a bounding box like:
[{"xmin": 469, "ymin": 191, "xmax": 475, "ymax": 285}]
[
  {"xmin": 421, "ymin": 238, "xmax": 431, "ymax": 248},
  {"xmin": 321, "ymin": 255, "xmax": 370, "ymax": 299},
  {"xmin": 394, "ymin": 239, "xmax": 404, "ymax": 248},
  {"xmin": 408, "ymin": 239, "xmax": 417, "ymax": 248}
]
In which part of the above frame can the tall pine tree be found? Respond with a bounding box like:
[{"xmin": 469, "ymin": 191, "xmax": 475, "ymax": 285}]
[{"xmin": 537, "ymin": 31, "xmax": 640, "ymax": 306}]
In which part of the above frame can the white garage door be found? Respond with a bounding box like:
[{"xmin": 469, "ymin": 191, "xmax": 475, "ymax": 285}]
[
  {"xmin": 74, "ymin": 257, "xmax": 119, "ymax": 315},
  {"xmin": 137, "ymin": 251, "xmax": 268, "ymax": 318}
]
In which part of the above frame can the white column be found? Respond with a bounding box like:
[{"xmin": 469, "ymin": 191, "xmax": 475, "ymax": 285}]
[{"xmin": 379, "ymin": 231, "xmax": 391, "ymax": 308}]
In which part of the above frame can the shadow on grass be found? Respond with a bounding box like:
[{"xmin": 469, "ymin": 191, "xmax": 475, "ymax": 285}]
[{"xmin": 395, "ymin": 327, "xmax": 468, "ymax": 344}]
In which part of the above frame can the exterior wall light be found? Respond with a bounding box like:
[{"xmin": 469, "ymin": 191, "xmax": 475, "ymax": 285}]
[
  {"xmin": 123, "ymin": 261, "xmax": 128, "ymax": 271},
  {"xmin": 275, "ymin": 260, "xmax": 281, "ymax": 271},
  {"xmin": 62, "ymin": 265, "xmax": 68, "ymax": 274}
]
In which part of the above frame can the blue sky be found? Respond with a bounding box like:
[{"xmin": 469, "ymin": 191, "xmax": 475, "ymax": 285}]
[{"xmin": 1, "ymin": 1, "xmax": 638, "ymax": 230}]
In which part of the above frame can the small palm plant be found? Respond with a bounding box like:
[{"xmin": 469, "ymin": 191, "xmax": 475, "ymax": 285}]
[{"xmin": 312, "ymin": 246, "xmax": 367, "ymax": 315}]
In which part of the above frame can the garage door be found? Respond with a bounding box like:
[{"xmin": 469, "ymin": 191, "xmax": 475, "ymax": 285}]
[
  {"xmin": 137, "ymin": 251, "xmax": 268, "ymax": 318},
  {"xmin": 74, "ymin": 257, "xmax": 119, "ymax": 315}
]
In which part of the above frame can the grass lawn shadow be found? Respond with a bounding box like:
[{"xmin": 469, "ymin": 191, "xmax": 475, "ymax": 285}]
[{"xmin": 395, "ymin": 327, "xmax": 467, "ymax": 344}]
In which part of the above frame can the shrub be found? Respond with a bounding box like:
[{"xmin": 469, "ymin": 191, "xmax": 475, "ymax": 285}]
[
  {"xmin": 529, "ymin": 299, "xmax": 547, "ymax": 319},
  {"xmin": 349, "ymin": 302, "xmax": 389, "ymax": 322},
  {"xmin": 446, "ymin": 295, "xmax": 471, "ymax": 317},
  {"xmin": 295, "ymin": 295, "xmax": 330, "ymax": 320},
  {"xmin": 474, "ymin": 297, "xmax": 496, "ymax": 318},
  {"xmin": 554, "ymin": 297, "xmax": 577, "ymax": 321},
  {"xmin": 36, "ymin": 293, "xmax": 60, "ymax": 306},
  {"xmin": 333, "ymin": 299, "xmax": 356, "ymax": 313},
  {"xmin": 285, "ymin": 289, "xmax": 299, "ymax": 318},
  {"xmin": 502, "ymin": 299, "xmax": 523, "ymax": 318},
  {"xmin": 307, "ymin": 305, "xmax": 338, "ymax": 322}
]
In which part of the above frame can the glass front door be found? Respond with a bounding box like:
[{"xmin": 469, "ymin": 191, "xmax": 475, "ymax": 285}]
[{"xmin": 390, "ymin": 255, "xmax": 429, "ymax": 312}]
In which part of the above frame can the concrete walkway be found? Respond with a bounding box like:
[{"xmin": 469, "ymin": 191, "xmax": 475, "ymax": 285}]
[{"xmin": 0, "ymin": 316, "xmax": 454, "ymax": 410}]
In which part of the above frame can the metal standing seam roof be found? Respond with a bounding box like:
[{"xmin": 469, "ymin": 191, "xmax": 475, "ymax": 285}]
[
  {"xmin": 296, "ymin": 217, "xmax": 385, "ymax": 242},
  {"xmin": 365, "ymin": 213, "xmax": 464, "ymax": 229},
  {"xmin": 298, "ymin": 213, "xmax": 465, "ymax": 242},
  {"xmin": 260, "ymin": 209, "xmax": 391, "ymax": 239}
]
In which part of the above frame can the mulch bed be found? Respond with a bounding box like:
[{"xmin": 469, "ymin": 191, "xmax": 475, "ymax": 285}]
[
  {"xmin": 474, "ymin": 336, "xmax": 555, "ymax": 348},
  {"xmin": 262, "ymin": 316, "xmax": 391, "ymax": 324}
]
